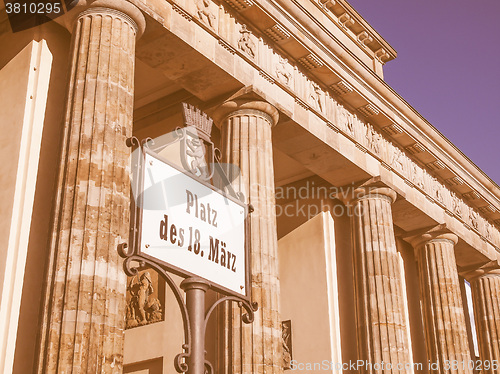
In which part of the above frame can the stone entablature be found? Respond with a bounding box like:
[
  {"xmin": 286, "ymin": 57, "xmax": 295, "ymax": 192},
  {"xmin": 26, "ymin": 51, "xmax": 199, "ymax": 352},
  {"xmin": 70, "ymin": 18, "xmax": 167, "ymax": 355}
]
[{"xmin": 133, "ymin": 0, "xmax": 500, "ymax": 249}]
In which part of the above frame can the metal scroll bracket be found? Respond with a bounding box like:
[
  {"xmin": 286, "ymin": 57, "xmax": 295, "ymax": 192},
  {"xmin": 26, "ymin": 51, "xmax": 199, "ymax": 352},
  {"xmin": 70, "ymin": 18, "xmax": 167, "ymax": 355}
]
[
  {"xmin": 118, "ymin": 244, "xmax": 257, "ymax": 374},
  {"xmin": 118, "ymin": 117, "xmax": 257, "ymax": 374}
]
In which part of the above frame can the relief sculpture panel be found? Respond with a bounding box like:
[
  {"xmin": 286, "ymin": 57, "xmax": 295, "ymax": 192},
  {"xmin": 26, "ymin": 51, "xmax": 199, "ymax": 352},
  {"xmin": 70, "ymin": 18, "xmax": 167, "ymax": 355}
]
[{"xmin": 126, "ymin": 269, "xmax": 165, "ymax": 329}]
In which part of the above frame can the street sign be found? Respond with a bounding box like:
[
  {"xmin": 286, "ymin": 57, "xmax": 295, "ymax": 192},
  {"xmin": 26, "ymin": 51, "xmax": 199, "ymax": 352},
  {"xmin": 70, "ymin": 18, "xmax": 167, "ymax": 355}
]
[{"xmin": 138, "ymin": 149, "xmax": 249, "ymax": 297}]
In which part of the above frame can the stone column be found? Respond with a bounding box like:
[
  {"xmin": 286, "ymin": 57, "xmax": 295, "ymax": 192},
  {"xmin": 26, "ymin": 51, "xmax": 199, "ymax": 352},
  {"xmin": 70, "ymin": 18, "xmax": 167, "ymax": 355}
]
[
  {"xmin": 348, "ymin": 185, "xmax": 411, "ymax": 373},
  {"xmin": 470, "ymin": 270, "xmax": 500, "ymax": 373},
  {"xmin": 214, "ymin": 99, "xmax": 282, "ymax": 374},
  {"xmin": 36, "ymin": 2, "xmax": 145, "ymax": 373},
  {"xmin": 409, "ymin": 230, "xmax": 472, "ymax": 373}
]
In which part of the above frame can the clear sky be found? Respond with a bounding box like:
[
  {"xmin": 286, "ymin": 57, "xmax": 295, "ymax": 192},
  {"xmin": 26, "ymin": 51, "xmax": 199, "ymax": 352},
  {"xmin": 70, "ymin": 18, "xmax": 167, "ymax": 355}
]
[{"xmin": 347, "ymin": 0, "xmax": 500, "ymax": 186}]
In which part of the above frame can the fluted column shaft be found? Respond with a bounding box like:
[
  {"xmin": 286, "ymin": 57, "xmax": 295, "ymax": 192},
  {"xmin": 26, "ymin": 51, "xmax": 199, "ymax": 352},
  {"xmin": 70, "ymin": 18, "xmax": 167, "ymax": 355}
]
[
  {"xmin": 350, "ymin": 186, "xmax": 410, "ymax": 373},
  {"xmin": 36, "ymin": 3, "xmax": 144, "ymax": 373},
  {"xmin": 414, "ymin": 233, "xmax": 472, "ymax": 373},
  {"xmin": 216, "ymin": 101, "xmax": 282, "ymax": 374},
  {"xmin": 471, "ymin": 272, "xmax": 500, "ymax": 373}
]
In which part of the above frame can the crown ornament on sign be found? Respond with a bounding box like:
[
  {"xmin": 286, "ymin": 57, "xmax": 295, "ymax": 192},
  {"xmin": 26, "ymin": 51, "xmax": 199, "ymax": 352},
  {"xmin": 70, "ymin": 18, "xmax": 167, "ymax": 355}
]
[{"xmin": 182, "ymin": 103, "xmax": 214, "ymax": 141}]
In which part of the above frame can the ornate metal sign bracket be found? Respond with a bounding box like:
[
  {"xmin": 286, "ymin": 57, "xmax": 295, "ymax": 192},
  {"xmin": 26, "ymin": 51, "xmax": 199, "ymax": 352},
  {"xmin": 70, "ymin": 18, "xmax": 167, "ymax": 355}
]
[{"xmin": 118, "ymin": 103, "xmax": 257, "ymax": 374}]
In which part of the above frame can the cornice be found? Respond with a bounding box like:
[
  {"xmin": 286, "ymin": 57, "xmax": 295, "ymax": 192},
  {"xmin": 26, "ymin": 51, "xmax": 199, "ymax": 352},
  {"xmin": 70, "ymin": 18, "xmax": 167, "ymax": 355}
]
[{"xmin": 310, "ymin": 0, "xmax": 397, "ymax": 63}]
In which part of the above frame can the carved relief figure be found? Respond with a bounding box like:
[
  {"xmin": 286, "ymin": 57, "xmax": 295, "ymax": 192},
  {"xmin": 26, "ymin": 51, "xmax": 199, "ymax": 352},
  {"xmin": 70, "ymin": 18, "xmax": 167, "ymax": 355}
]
[
  {"xmin": 337, "ymin": 105, "xmax": 354, "ymax": 135},
  {"xmin": 485, "ymin": 222, "xmax": 493, "ymax": 240},
  {"xmin": 238, "ymin": 25, "xmax": 256, "ymax": 58},
  {"xmin": 126, "ymin": 271, "xmax": 163, "ymax": 328},
  {"xmin": 412, "ymin": 164, "xmax": 425, "ymax": 190},
  {"xmin": 365, "ymin": 124, "xmax": 381, "ymax": 154},
  {"xmin": 275, "ymin": 56, "xmax": 292, "ymax": 86},
  {"xmin": 309, "ymin": 82, "xmax": 323, "ymax": 112},
  {"xmin": 470, "ymin": 210, "xmax": 480, "ymax": 230},
  {"xmin": 196, "ymin": 0, "xmax": 216, "ymax": 29},
  {"xmin": 282, "ymin": 321, "xmax": 292, "ymax": 370},
  {"xmin": 390, "ymin": 148, "xmax": 406, "ymax": 173},
  {"xmin": 451, "ymin": 194, "xmax": 462, "ymax": 217},
  {"xmin": 429, "ymin": 176, "xmax": 444, "ymax": 203}
]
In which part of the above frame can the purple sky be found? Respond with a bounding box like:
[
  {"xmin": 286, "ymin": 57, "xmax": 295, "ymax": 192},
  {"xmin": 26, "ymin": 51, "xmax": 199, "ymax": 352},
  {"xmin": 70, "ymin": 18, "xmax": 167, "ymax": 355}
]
[{"xmin": 347, "ymin": 0, "xmax": 500, "ymax": 186}]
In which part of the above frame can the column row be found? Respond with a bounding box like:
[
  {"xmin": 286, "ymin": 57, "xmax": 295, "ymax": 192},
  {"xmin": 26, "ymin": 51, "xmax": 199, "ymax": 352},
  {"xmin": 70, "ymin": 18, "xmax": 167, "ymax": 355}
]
[{"xmin": 348, "ymin": 183, "xmax": 500, "ymax": 374}]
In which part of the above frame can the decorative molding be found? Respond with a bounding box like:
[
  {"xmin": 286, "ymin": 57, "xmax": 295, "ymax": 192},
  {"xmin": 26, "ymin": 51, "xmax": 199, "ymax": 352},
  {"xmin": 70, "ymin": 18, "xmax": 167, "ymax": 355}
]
[
  {"xmin": 330, "ymin": 80, "xmax": 353, "ymax": 96},
  {"xmin": 356, "ymin": 143, "xmax": 368, "ymax": 153},
  {"xmin": 218, "ymin": 39, "xmax": 236, "ymax": 54},
  {"xmin": 326, "ymin": 121, "xmax": 339, "ymax": 132},
  {"xmin": 338, "ymin": 13, "xmax": 354, "ymax": 28},
  {"xmin": 375, "ymin": 48, "xmax": 390, "ymax": 62},
  {"xmin": 264, "ymin": 24, "xmax": 291, "ymax": 42},
  {"xmin": 479, "ymin": 205, "xmax": 497, "ymax": 214},
  {"xmin": 406, "ymin": 143, "xmax": 426, "ymax": 155},
  {"xmin": 358, "ymin": 103, "xmax": 379, "ymax": 117},
  {"xmin": 317, "ymin": 0, "xmax": 335, "ymax": 7},
  {"xmin": 463, "ymin": 191, "xmax": 481, "ymax": 200},
  {"xmin": 382, "ymin": 123, "xmax": 404, "ymax": 136},
  {"xmin": 357, "ymin": 31, "xmax": 373, "ymax": 46},
  {"xmin": 447, "ymin": 176, "xmax": 465, "ymax": 186},
  {"xmin": 298, "ymin": 53, "xmax": 324, "ymax": 69},
  {"xmin": 404, "ymin": 179, "xmax": 415, "ymax": 188},
  {"xmin": 295, "ymin": 97, "xmax": 308, "ymax": 109},
  {"xmin": 224, "ymin": 0, "xmax": 255, "ymax": 11},
  {"xmin": 172, "ymin": 3, "xmax": 193, "ymax": 21},
  {"xmin": 426, "ymin": 160, "xmax": 446, "ymax": 171},
  {"xmin": 259, "ymin": 70, "xmax": 276, "ymax": 83}
]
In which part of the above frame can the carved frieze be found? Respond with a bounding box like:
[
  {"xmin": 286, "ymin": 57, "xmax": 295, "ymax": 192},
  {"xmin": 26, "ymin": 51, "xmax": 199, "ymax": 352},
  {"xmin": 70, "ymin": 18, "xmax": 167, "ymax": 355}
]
[{"xmin": 164, "ymin": 0, "xmax": 500, "ymax": 247}]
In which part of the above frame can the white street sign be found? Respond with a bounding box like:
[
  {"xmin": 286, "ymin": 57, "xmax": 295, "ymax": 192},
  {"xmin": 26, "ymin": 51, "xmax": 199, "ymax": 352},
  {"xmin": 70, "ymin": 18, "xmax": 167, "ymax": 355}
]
[{"xmin": 139, "ymin": 152, "xmax": 247, "ymax": 296}]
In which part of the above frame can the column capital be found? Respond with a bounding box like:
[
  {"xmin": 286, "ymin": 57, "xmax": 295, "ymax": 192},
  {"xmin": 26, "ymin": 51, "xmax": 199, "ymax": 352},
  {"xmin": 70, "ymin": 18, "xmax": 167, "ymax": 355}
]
[
  {"xmin": 340, "ymin": 178, "xmax": 397, "ymax": 206},
  {"xmin": 461, "ymin": 260, "xmax": 500, "ymax": 281},
  {"xmin": 212, "ymin": 92, "xmax": 279, "ymax": 127},
  {"xmin": 402, "ymin": 224, "xmax": 459, "ymax": 250},
  {"xmin": 63, "ymin": 0, "xmax": 146, "ymax": 38}
]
